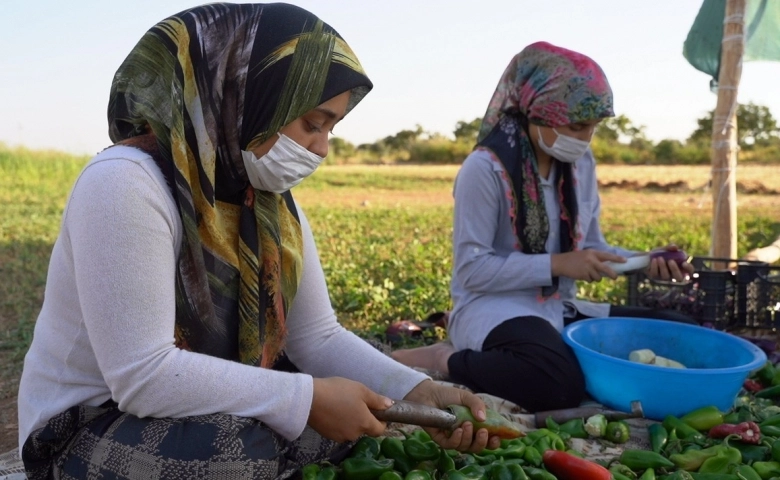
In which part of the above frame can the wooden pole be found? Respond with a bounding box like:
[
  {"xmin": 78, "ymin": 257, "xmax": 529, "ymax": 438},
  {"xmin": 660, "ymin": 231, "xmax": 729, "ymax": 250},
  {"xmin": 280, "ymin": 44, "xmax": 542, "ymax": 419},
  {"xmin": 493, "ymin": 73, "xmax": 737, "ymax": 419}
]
[{"xmin": 711, "ymin": 0, "xmax": 745, "ymax": 266}]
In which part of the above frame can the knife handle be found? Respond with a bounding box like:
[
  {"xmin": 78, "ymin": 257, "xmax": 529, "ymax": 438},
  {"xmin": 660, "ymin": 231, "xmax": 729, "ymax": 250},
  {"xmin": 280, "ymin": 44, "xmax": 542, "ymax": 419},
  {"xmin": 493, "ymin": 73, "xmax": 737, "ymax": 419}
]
[{"xmin": 371, "ymin": 400, "xmax": 458, "ymax": 430}]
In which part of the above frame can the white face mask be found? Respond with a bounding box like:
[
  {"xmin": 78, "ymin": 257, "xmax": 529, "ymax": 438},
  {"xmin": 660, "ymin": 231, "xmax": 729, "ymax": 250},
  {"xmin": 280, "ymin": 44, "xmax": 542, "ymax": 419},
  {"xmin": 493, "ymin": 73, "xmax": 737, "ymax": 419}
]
[
  {"xmin": 241, "ymin": 133, "xmax": 324, "ymax": 193},
  {"xmin": 536, "ymin": 125, "xmax": 590, "ymax": 164}
]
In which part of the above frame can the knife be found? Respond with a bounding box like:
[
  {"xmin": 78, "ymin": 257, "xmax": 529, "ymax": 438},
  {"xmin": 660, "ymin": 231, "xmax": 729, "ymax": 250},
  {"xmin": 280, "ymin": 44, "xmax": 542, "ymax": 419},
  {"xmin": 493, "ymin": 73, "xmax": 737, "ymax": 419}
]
[{"xmin": 370, "ymin": 400, "xmax": 458, "ymax": 429}]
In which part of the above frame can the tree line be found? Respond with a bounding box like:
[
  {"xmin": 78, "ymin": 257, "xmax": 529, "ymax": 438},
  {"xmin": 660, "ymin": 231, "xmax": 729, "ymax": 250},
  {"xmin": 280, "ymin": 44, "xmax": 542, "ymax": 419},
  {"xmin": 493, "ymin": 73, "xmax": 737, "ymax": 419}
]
[{"xmin": 328, "ymin": 103, "xmax": 780, "ymax": 165}]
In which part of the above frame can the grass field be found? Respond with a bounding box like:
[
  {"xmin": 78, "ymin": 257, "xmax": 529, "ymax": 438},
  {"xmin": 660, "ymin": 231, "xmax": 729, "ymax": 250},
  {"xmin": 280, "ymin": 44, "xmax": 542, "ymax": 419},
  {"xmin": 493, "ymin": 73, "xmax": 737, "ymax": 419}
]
[{"xmin": 1, "ymin": 147, "xmax": 779, "ymax": 452}]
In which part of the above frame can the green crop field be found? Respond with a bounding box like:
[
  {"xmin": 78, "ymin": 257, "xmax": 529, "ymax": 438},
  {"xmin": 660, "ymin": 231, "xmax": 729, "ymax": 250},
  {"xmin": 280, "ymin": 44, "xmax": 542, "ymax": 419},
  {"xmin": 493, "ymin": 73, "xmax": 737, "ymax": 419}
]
[{"xmin": 0, "ymin": 145, "xmax": 778, "ymax": 451}]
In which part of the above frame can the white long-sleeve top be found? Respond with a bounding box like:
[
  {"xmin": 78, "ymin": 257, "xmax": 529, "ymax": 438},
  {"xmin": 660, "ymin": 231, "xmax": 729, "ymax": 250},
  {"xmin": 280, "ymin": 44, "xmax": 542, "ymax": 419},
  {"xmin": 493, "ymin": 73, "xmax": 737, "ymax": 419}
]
[
  {"xmin": 18, "ymin": 146, "xmax": 428, "ymax": 448},
  {"xmin": 448, "ymin": 148, "xmax": 636, "ymax": 352}
]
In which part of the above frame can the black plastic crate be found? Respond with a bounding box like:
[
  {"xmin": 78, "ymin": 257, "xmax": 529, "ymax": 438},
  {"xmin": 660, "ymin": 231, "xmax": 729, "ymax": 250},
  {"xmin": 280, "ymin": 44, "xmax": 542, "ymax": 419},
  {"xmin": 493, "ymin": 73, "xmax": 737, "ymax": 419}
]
[
  {"xmin": 626, "ymin": 256, "xmax": 738, "ymax": 329},
  {"xmin": 736, "ymin": 262, "xmax": 780, "ymax": 329}
]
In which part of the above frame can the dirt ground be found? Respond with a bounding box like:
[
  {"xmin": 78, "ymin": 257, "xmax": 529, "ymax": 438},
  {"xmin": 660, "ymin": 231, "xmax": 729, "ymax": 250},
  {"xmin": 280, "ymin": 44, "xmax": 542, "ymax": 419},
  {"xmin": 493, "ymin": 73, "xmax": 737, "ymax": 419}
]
[{"xmin": 1, "ymin": 166, "xmax": 777, "ymax": 456}]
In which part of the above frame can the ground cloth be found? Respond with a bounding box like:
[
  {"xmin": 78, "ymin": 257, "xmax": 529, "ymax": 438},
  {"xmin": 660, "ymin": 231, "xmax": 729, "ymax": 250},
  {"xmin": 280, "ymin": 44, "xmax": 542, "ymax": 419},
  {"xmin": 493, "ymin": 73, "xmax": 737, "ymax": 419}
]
[{"xmin": 0, "ymin": 373, "xmax": 655, "ymax": 479}]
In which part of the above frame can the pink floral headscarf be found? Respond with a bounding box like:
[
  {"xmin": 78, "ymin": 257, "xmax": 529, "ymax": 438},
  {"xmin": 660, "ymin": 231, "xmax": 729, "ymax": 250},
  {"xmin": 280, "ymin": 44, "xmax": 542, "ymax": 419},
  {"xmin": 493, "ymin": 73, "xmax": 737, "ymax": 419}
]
[{"xmin": 474, "ymin": 42, "xmax": 614, "ymax": 297}]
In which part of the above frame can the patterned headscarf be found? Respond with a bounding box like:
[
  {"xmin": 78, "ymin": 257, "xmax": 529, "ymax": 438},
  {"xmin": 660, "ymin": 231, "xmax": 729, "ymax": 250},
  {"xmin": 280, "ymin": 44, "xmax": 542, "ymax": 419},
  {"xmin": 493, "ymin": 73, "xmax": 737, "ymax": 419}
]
[
  {"xmin": 475, "ymin": 41, "xmax": 613, "ymax": 297},
  {"xmin": 108, "ymin": 3, "xmax": 372, "ymax": 367}
]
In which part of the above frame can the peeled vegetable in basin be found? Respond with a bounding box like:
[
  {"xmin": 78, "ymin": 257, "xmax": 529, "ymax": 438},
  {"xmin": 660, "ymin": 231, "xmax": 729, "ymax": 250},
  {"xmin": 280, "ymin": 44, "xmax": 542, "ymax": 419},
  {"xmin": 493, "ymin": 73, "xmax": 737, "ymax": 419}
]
[{"xmin": 629, "ymin": 348, "xmax": 686, "ymax": 368}]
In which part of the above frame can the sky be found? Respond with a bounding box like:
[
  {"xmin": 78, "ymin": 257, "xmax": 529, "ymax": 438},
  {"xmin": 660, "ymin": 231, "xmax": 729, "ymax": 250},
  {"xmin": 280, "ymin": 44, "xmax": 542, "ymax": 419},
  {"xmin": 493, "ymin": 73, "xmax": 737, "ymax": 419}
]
[{"xmin": 3, "ymin": 0, "xmax": 780, "ymax": 156}]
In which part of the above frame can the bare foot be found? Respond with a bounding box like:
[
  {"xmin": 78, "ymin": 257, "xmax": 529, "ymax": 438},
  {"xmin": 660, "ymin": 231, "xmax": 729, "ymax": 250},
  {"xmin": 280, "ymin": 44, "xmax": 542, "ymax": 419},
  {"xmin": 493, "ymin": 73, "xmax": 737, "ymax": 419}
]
[{"xmin": 391, "ymin": 342, "xmax": 455, "ymax": 376}]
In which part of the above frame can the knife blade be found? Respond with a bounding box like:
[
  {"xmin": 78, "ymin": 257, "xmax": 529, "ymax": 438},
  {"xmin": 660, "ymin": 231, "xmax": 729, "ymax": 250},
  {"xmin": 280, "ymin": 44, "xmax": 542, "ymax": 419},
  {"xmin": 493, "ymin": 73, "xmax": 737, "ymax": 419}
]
[{"xmin": 371, "ymin": 400, "xmax": 458, "ymax": 429}]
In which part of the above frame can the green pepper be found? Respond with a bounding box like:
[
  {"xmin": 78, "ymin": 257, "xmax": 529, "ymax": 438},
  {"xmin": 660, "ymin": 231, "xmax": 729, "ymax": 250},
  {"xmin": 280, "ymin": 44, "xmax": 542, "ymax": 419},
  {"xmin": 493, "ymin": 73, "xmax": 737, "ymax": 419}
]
[
  {"xmin": 663, "ymin": 471, "xmax": 695, "ymax": 480},
  {"xmin": 415, "ymin": 460, "xmax": 438, "ymax": 474},
  {"xmin": 439, "ymin": 448, "xmax": 456, "ymax": 474},
  {"xmin": 482, "ymin": 442, "xmax": 525, "ymax": 460},
  {"xmin": 649, "ymin": 423, "xmax": 669, "ymax": 453},
  {"xmin": 762, "ymin": 425, "xmax": 780, "ymax": 438},
  {"xmin": 453, "ymin": 454, "xmax": 478, "ymax": 469},
  {"xmin": 341, "ymin": 457, "xmax": 395, "ymax": 480},
  {"xmin": 505, "ymin": 464, "xmax": 528, "ymax": 480},
  {"xmin": 606, "ymin": 420, "xmax": 631, "ymax": 443},
  {"xmin": 404, "ymin": 439, "xmax": 441, "ymax": 462},
  {"xmin": 665, "ymin": 415, "xmax": 707, "ymax": 442},
  {"xmin": 752, "ymin": 460, "xmax": 780, "ymax": 479},
  {"xmin": 732, "ymin": 443, "xmax": 769, "ymax": 463},
  {"xmin": 378, "ymin": 472, "xmax": 404, "ymax": 480},
  {"xmin": 405, "ymin": 470, "xmax": 433, "ymax": 480},
  {"xmin": 380, "ymin": 437, "xmax": 415, "ymax": 475},
  {"xmin": 761, "ymin": 415, "xmax": 780, "ymax": 428},
  {"xmin": 756, "ymin": 386, "xmax": 780, "ymax": 399},
  {"xmin": 444, "ymin": 472, "xmax": 473, "ymax": 480},
  {"xmin": 544, "ymin": 417, "xmax": 588, "ymax": 440},
  {"xmin": 693, "ymin": 435, "xmax": 741, "ymax": 474},
  {"xmin": 688, "ymin": 473, "xmax": 739, "ymax": 479},
  {"xmin": 487, "ymin": 463, "xmax": 513, "ymax": 480},
  {"xmin": 609, "ymin": 464, "xmax": 634, "ymax": 480},
  {"xmin": 351, "ymin": 436, "xmax": 381, "ymax": 459},
  {"xmin": 302, "ymin": 463, "xmax": 321, "ymax": 480},
  {"xmin": 522, "ymin": 445, "xmax": 542, "ymax": 467},
  {"xmin": 610, "ymin": 463, "xmax": 635, "ymax": 477},
  {"xmin": 521, "ymin": 467, "xmax": 556, "ymax": 480},
  {"xmin": 620, "ymin": 449, "xmax": 676, "ymax": 470},
  {"xmin": 458, "ymin": 464, "xmax": 487, "ymax": 480},
  {"xmin": 405, "ymin": 429, "xmax": 433, "ymax": 443},
  {"xmin": 318, "ymin": 466, "xmax": 338, "ymax": 480},
  {"xmin": 731, "ymin": 464, "xmax": 763, "ymax": 480},
  {"xmin": 448, "ymin": 405, "xmax": 524, "ymax": 439},
  {"xmin": 755, "ymin": 362, "xmax": 776, "ymax": 385},
  {"xmin": 639, "ymin": 468, "xmax": 656, "ymax": 480},
  {"xmin": 682, "ymin": 406, "xmax": 726, "ymax": 431},
  {"xmin": 671, "ymin": 445, "xmax": 725, "ymax": 471}
]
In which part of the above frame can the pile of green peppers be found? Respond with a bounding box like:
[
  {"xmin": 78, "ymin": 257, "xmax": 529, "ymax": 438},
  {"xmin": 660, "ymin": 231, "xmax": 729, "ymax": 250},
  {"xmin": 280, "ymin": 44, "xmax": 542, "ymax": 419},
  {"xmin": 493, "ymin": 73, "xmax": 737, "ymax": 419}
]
[
  {"xmin": 302, "ymin": 427, "xmax": 579, "ymax": 480},
  {"xmin": 300, "ymin": 361, "xmax": 780, "ymax": 480}
]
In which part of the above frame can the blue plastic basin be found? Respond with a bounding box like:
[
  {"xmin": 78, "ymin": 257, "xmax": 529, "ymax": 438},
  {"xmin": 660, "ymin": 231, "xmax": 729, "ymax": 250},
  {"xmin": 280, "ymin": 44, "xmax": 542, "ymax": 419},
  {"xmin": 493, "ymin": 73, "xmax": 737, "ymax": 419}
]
[{"xmin": 562, "ymin": 317, "xmax": 767, "ymax": 420}]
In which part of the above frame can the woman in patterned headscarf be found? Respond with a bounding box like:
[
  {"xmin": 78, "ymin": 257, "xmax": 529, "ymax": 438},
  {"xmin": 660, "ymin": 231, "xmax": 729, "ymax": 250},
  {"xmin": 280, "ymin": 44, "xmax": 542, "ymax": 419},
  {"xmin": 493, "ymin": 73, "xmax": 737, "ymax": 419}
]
[
  {"xmin": 17, "ymin": 4, "xmax": 498, "ymax": 479},
  {"xmin": 392, "ymin": 42, "xmax": 694, "ymax": 412}
]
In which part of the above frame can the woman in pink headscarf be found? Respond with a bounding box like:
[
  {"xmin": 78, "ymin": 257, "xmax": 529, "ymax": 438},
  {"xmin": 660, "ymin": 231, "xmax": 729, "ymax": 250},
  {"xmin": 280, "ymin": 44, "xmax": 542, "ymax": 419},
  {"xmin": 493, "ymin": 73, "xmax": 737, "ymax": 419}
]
[{"xmin": 393, "ymin": 42, "xmax": 693, "ymax": 412}]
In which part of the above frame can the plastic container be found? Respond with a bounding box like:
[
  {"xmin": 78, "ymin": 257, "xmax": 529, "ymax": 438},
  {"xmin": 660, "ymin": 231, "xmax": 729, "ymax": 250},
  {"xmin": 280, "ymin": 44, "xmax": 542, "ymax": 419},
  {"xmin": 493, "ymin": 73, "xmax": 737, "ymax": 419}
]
[
  {"xmin": 736, "ymin": 262, "xmax": 780, "ymax": 330},
  {"xmin": 562, "ymin": 317, "xmax": 767, "ymax": 420},
  {"xmin": 626, "ymin": 256, "xmax": 741, "ymax": 329}
]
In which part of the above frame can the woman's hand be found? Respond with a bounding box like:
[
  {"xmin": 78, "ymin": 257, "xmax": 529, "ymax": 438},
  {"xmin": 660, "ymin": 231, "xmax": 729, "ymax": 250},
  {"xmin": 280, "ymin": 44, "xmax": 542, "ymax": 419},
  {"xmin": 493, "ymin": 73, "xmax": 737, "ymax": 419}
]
[
  {"xmin": 646, "ymin": 245, "xmax": 694, "ymax": 282},
  {"xmin": 308, "ymin": 377, "xmax": 392, "ymax": 442},
  {"xmin": 551, "ymin": 250, "xmax": 626, "ymax": 282},
  {"xmin": 403, "ymin": 380, "xmax": 502, "ymax": 453}
]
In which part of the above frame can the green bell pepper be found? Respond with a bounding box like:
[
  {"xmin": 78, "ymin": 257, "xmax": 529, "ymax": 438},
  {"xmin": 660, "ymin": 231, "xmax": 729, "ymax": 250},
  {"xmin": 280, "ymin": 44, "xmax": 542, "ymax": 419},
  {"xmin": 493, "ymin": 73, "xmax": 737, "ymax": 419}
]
[
  {"xmin": 404, "ymin": 438, "xmax": 441, "ymax": 462},
  {"xmin": 664, "ymin": 415, "xmax": 707, "ymax": 442},
  {"xmin": 682, "ymin": 406, "xmax": 726, "ymax": 431},
  {"xmin": 521, "ymin": 467, "xmax": 556, "ymax": 480},
  {"xmin": 752, "ymin": 460, "xmax": 780, "ymax": 479},
  {"xmin": 649, "ymin": 422, "xmax": 669, "ymax": 453},
  {"xmin": 605, "ymin": 420, "xmax": 631, "ymax": 443},
  {"xmin": 439, "ymin": 448, "xmax": 456, "ymax": 474},
  {"xmin": 341, "ymin": 457, "xmax": 395, "ymax": 480},
  {"xmin": 317, "ymin": 466, "xmax": 338, "ymax": 480},
  {"xmin": 619, "ymin": 449, "xmax": 676, "ymax": 470},
  {"xmin": 505, "ymin": 464, "xmax": 528, "ymax": 480},
  {"xmin": 302, "ymin": 463, "xmax": 321, "ymax": 480},
  {"xmin": 639, "ymin": 468, "xmax": 656, "ymax": 480},
  {"xmin": 378, "ymin": 472, "xmax": 404, "ymax": 480},
  {"xmin": 380, "ymin": 437, "xmax": 415, "ymax": 475},
  {"xmin": 405, "ymin": 470, "xmax": 433, "ymax": 480},
  {"xmin": 731, "ymin": 464, "xmax": 763, "ymax": 480},
  {"xmin": 351, "ymin": 436, "xmax": 381, "ymax": 459}
]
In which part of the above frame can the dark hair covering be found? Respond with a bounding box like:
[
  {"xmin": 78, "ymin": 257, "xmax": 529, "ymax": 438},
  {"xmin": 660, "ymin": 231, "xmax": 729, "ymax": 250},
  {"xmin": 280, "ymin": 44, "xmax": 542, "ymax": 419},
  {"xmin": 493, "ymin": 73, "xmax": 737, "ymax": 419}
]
[
  {"xmin": 107, "ymin": 3, "xmax": 372, "ymax": 366},
  {"xmin": 475, "ymin": 42, "xmax": 613, "ymax": 297}
]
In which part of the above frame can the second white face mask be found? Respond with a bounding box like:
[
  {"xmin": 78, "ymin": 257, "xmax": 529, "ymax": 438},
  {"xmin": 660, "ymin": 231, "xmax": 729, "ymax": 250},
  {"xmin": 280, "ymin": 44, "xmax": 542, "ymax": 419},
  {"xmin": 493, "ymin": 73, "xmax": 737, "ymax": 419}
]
[
  {"xmin": 241, "ymin": 133, "xmax": 324, "ymax": 193},
  {"xmin": 536, "ymin": 125, "xmax": 590, "ymax": 163}
]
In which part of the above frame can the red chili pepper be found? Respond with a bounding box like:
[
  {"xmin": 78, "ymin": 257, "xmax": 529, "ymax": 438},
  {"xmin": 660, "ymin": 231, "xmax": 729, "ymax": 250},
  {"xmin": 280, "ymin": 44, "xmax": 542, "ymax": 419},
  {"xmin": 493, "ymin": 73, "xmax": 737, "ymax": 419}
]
[
  {"xmin": 744, "ymin": 379, "xmax": 765, "ymax": 393},
  {"xmin": 542, "ymin": 450, "xmax": 611, "ymax": 480},
  {"xmin": 708, "ymin": 421, "xmax": 761, "ymax": 444}
]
